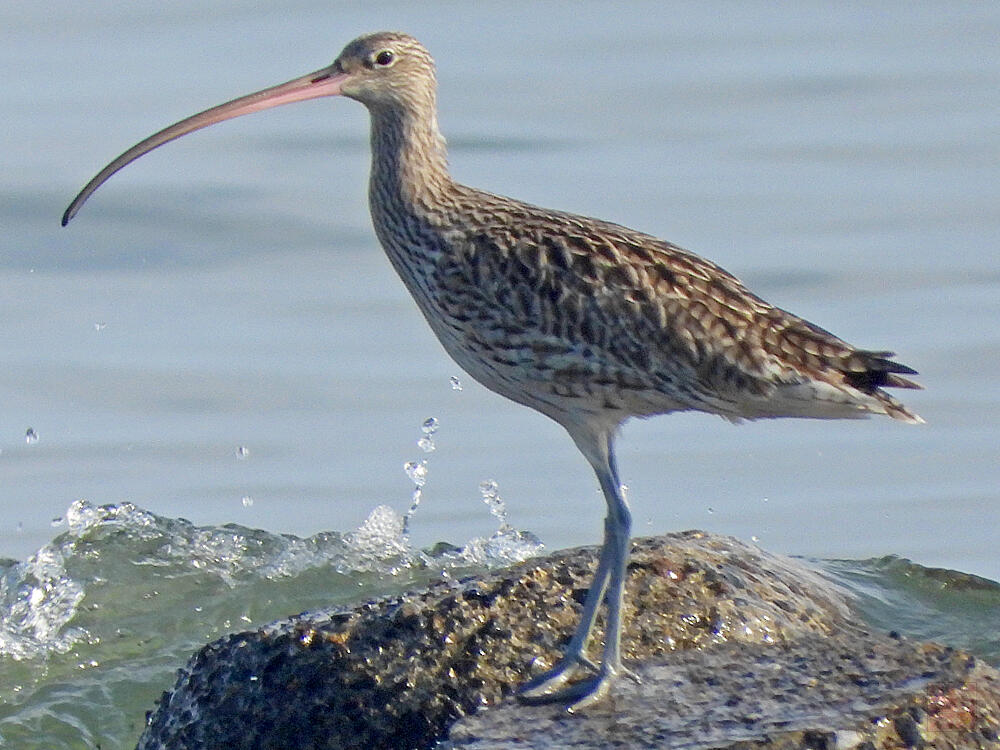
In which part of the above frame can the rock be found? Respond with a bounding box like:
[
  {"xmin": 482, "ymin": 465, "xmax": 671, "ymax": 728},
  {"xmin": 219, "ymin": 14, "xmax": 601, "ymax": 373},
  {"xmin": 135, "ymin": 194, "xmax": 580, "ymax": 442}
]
[
  {"xmin": 446, "ymin": 634, "xmax": 1000, "ymax": 749},
  {"xmin": 135, "ymin": 532, "xmax": 1000, "ymax": 750}
]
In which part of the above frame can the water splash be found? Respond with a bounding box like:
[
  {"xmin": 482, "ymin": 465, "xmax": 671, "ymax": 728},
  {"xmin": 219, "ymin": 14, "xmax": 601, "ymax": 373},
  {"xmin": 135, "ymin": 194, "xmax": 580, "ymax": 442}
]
[
  {"xmin": 0, "ymin": 495, "xmax": 537, "ymax": 748},
  {"xmin": 456, "ymin": 480, "xmax": 544, "ymax": 567},
  {"xmin": 0, "ymin": 493, "xmax": 541, "ymax": 663},
  {"xmin": 394, "ymin": 417, "xmax": 542, "ymax": 566},
  {"xmin": 0, "ymin": 543, "xmax": 86, "ymax": 661},
  {"xmin": 345, "ymin": 505, "xmax": 410, "ymax": 568},
  {"xmin": 402, "ymin": 417, "xmax": 438, "ymax": 536},
  {"xmin": 478, "ymin": 480, "xmax": 510, "ymax": 532},
  {"xmin": 449, "ymin": 376, "xmax": 463, "ymax": 391},
  {"xmin": 0, "ymin": 480, "xmax": 546, "ymax": 749},
  {"xmin": 24, "ymin": 428, "xmax": 38, "ymax": 445},
  {"xmin": 402, "ymin": 464, "xmax": 426, "ymax": 536}
]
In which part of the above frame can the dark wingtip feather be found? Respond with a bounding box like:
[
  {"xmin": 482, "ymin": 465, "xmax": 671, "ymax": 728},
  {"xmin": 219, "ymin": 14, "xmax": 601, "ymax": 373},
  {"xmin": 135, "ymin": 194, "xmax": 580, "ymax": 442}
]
[{"xmin": 842, "ymin": 350, "xmax": 921, "ymax": 392}]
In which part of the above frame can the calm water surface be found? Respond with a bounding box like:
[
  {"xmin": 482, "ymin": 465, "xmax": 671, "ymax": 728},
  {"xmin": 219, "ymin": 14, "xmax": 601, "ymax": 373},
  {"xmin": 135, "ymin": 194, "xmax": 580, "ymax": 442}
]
[{"xmin": 1, "ymin": 2, "xmax": 999, "ymax": 747}]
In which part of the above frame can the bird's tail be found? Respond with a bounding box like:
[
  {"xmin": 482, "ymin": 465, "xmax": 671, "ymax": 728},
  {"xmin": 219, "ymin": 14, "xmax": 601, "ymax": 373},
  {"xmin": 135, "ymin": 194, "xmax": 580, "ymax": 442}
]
[{"xmin": 842, "ymin": 350, "xmax": 923, "ymax": 424}]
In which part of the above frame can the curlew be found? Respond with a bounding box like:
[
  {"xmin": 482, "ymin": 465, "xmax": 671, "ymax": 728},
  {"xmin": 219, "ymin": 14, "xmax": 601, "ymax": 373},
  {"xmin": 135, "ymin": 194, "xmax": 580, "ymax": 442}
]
[{"xmin": 63, "ymin": 32, "xmax": 921, "ymax": 710}]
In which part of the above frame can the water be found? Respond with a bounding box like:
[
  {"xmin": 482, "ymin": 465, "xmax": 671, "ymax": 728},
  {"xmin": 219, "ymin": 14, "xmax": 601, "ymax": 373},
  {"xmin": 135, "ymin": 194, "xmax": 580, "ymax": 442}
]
[
  {"xmin": 2, "ymin": 1, "xmax": 999, "ymax": 747},
  {"xmin": 0, "ymin": 499, "xmax": 543, "ymax": 748}
]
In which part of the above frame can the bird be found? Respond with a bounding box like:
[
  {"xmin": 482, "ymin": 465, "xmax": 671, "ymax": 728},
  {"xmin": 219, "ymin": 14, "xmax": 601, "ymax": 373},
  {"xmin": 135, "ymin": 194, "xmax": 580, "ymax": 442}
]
[{"xmin": 63, "ymin": 31, "xmax": 922, "ymax": 711}]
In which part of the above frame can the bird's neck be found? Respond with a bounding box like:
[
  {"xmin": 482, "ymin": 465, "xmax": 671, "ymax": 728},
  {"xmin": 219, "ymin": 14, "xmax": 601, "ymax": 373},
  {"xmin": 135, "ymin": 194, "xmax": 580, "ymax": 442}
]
[{"xmin": 367, "ymin": 102, "xmax": 453, "ymax": 221}]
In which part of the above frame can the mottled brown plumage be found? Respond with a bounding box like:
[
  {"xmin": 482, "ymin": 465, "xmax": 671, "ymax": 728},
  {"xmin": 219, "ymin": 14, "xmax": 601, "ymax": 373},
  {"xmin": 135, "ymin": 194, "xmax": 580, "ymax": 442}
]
[
  {"xmin": 63, "ymin": 31, "xmax": 921, "ymax": 711},
  {"xmin": 387, "ymin": 188, "xmax": 920, "ymax": 426}
]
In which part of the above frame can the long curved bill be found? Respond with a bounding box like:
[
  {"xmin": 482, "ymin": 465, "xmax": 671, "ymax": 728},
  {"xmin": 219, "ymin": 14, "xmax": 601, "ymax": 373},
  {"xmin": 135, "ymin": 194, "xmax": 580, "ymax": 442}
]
[{"xmin": 62, "ymin": 66, "xmax": 347, "ymax": 226}]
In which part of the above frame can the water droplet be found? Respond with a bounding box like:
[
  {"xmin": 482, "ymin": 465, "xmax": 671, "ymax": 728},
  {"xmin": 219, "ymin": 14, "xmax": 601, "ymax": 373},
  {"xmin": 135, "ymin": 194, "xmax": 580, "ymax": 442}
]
[
  {"xmin": 16, "ymin": 521, "xmax": 23, "ymax": 534},
  {"xmin": 479, "ymin": 479, "xmax": 510, "ymax": 528},
  {"xmin": 404, "ymin": 460, "xmax": 428, "ymax": 487},
  {"xmin": 236, "ymin": 445, "xmax": 250, "ymax": 460},
  {"xmin": 241, "ymin": 495, "xmax": 254, "ymax": 508},
  {"xmin": 762, "ymin": 497, "xmax": 769, "ymax": 504},
  {"xmin": 449, "ymin": 376, "xmax": 463, "ymax": 391},
  {"xmin": 94, "ymin": 322, "xmax": 107, "ymax": 331},
  {"xmin": 50, "ymin": 516, "xmax": 64, "ymax": 527},
  {"xmin": 25, "ymin": 428, "xmax": 38, "ymax": 444},
  {"xmin": 403, "ymin": 486, "xmax": 423, "ymax": 535},
  {"xmin": 751, "ymin": 535, "xmax": 760, "ymax": 543},
  {"xmin": 707, "ymin": 506, "xmax": 715, "ymax": 514},
  {"xmin": 417, "ymin": 417, "xmax": 438, "ymax": 452}
]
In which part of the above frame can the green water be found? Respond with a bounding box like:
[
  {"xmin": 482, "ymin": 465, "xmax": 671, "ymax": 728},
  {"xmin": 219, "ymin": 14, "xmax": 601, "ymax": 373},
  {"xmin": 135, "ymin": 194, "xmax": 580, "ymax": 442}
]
[
  {"xmin": 0, "ymin": 500, "xmax": 540, "ymax": 748},
  {"xmin": 818, "ymin": 556, "xmax": 1000, "ymax": 666}
]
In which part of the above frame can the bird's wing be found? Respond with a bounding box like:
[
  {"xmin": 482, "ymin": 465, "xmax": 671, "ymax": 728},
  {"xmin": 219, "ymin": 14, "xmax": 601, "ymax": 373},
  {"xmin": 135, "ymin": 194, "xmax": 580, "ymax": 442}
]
[{"xmin": 435, "ymin": 193, "xmax": 918, "ymax": 418}]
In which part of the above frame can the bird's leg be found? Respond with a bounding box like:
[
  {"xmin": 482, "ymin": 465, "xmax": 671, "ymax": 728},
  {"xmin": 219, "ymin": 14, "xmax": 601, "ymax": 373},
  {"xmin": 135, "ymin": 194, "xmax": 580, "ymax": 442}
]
[
  {"xmin": 564, "ymin": 448, "xmax": 636, "ymax": 710},
  {"xmin": 518, "ymin": 517, "xmax": 615, "ymax": 699},
  {"xmin": 518, "ymin": 432, "xmax": 634, "ymax": 710}
]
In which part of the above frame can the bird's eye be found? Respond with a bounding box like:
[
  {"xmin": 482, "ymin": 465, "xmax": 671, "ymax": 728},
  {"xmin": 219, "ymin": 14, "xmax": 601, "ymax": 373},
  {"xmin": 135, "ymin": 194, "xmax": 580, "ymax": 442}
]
[{"xmin": 374, "ymin": 50, "xmax": 395, "ymax": 67}]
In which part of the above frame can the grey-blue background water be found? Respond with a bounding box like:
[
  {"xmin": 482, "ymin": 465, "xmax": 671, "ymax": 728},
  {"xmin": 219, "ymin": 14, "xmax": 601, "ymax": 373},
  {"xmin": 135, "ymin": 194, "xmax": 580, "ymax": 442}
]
[{"xmin": 2, "ymin": 2, "xmax": 999, "ymax": 747}]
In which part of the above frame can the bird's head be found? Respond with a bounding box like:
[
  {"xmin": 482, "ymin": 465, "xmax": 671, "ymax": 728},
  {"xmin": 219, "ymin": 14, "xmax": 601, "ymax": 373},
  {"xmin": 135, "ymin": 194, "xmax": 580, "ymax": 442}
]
[{"xmin": 331, "ymin": 32, "xmax": 437, "ymax": 111}]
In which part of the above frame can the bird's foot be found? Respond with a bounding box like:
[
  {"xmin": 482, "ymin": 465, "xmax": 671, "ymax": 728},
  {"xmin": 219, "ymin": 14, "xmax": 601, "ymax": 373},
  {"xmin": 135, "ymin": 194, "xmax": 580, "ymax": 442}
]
[
  {"xmin": 517, "ymin": 655, "xmax": 596, "ymax": 702},
  {"xmin": 620, "ymin": 663, "xmax": 642, "ymax": 685},
  {"xmin": 517, "ymin": 656, "xmax": 629, "ymax": 711}
]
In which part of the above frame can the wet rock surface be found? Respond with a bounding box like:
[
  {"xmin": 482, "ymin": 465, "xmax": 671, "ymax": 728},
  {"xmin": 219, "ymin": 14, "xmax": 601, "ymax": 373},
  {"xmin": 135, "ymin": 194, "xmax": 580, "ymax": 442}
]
[
  {"xmin": 135, "ymin": 532, "xmax": 1000, "ymax": 749},
  {"xmin": 447, "ymin": 635, "xmax": 1000, "ymax": 749}
]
